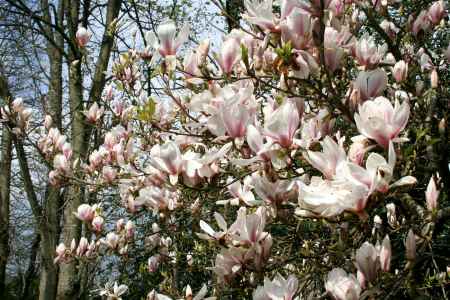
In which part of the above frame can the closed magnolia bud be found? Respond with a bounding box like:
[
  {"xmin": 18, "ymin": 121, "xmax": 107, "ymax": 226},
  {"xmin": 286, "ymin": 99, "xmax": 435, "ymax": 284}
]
[
  {"xmin": 439, "ymin": 118, "xmax": 446, "ymax": 134},
  {"xmin": 379, "ymin": 235, "xmax": 392, "ymax": 272},
  {"xmin": 44, "ymin": 115, "xmax": 53, "ymax": 129},
  {"xmin": 386, "ymin": 203, "xmax": 398, "ymax": 228},
  {"xmin": 76, "ymin": 237, "xmax": 89, "ymax": 256},
  {"xmin": 125, "ymin": 220, "xmax": 135, "ymax": 239},
  {"xmin": 74, "ymin": 204, "xmax": 95, "ymax": 222},
  {"xmin": 116, "ymin": 218, "xmax": 125, "ymax": 232},
  {"xmin": 428, "ymin": 1, "xmax": 446, "ymax": 25},
  {"xmin": 425, "ymin": 175, "xmax": 439, "ymax": 211},
  {"xmin": 76, "ymin": 26, "xmax": 91, "ymax": 47},
  {"xmin": 186, "ymin": 254, "xmax": 193, "ymax": 266},
  {"xmin": 431, "ymin": 69, "xmax": 439, "ymax": 88},
  {"xmin": 148, "ymin": 255, "xmax": 160, "ymax": 272},
  {"xmin": 393, "ymin": 60, "xmax": 408, "ymax": 83},
  {"xmin": 355, "ymin": 242, "xmax": 379, "ymax": 282},
  {"xmin": 405, "ymin": 229, "xmax": 416, "ymax": 261}
]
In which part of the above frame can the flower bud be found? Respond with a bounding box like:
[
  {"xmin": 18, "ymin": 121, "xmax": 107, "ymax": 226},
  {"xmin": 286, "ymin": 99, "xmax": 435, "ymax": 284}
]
[
  {"xmin": 355, "ymin": 242, "xmax": 379, "ymax": 282},
  {"xmin": 379, "ymin": 235, "xmax": 391, "ymax": 272},
  {"xmin": 431, "ymin": 69, "xmax": 439, "ymax": 88},
  {"xmin": 425, "ymin": 175, "xmax": 439, "ymax": 211},
  {"xmin": 148, "ymin": 255, "xmax": 160, "ymax": 272},
  {"xmin": 392, "ymin": 60, "xmax": 408, "ymax": 83},
  {"xmin": 428, "ymin": 1, "xmax": 446, "ymax": 25},
  {"xmin": 125, "ymin": 220, "xmax": 135, "ymax": 239},
  {"xmin": 116, "ymin": 218, "xmax": 125, "ymax": 232},
  {"xmin": 44, "ymin": 115, "xmax": 53, "ymax": 129},
  {"xmin": 76, "ymin": 26, "xmax": 91, "ymax": 47},
  {"xmin": 76, "ymin": 237, "xmax": 89, "ymax": 256},
  {"xmin": 405, "ymin": 229, "xmax": 416, "ymax": 261}
]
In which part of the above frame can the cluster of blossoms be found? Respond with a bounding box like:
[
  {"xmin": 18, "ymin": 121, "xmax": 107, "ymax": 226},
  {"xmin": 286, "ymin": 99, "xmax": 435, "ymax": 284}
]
[
  {"xmin": 0, "ymin": 98, "xmax": 32, "ymax": 135},
  {"xmin": 38, "ymin": 0, "xmax": 450, "ymax": 299}
]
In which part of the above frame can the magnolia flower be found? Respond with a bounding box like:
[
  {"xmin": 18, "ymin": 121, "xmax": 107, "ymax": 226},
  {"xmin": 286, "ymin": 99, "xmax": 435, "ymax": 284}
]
[
  {"xmin": 379, "ymin": 235, "xmax": 392, "ymax": 272},
  {"xmin": 304, "ymin": 136, "xmax": 346, "ymax": 179},
  {"xmin": 147, "ymin": 20, "xmax": 190, "ymax": 57},
  {"xmin": 428, "ymin": 1, "xmax": 446, "ymax": 25},
  {"xmin": 148, "ymin": 255, "xmax": 161, "ymax": 272},
  {"xmin": 217, "ymin": 38, "xmax": 241, "ymax": 74},
  {"xmin": 150, "ymin": 141, "xmax": 183, "ymax": 184},
  {"xmin": 348, "ymin": 136, "xmax": 373, "ymax": 166},
  {"xmin": 431, "ymin": 69, "xmax": 439, "ymax": 88},
  {"xmin": 253, "ymin": 273, "xmax": 299, "ymax": 300},
  {"xmin": 76, "ymin": 26, "xmax": 91, "ymax": 47},
  {"xmin": 53, "ymin": 154, "xmax": 70, "ymax": 174},
  {"xmin": 264, "ymin": 99, "xmax": 300, "ymax": 148},
  {"xmin": 353, "ymin": 68, "xmax": 388, "ymax": 102},
  {"xmin": 280, "ymin": 8, "xmax": 312, "ymax": 50},
  {"xmin": 296, "ymin": 177, "xmax": 368, "ymax": 218},
  {"xmin": 392, "ymin": 60, "xmax": 408, "ymax": 83},
  {"xmin": 85, "ymin": 103, "xmax": 104, "ymax": 123},
  {"xmin": 54, "ymin": 243, "xmax": 67, "ymax": 263},
  {"xmin": 354, "ymin": 34, "xmax": 387, "ymax": 69},
  {"xmin": 251, "ymin": 174, "xmax": 297, "ymax": 206},
  {"xmin": 324, "ymin": 27, "xmax": 347, "ymax": 72},
  {"xmin": 355, "ymin": 242, "xmax": 379, "ymax": 282},
  {"xmin": 92, "ymin": 216, "xmax": 104, "ymax": 232},
  {"xmin": 220, "ymin": 98, "xmax": 252, "ymax": 138},
  {"xmin": 146, "ymin": 289, "xmax": 172, "ymax": 300},
  {"xmin": 99, "ymin": 282, "xmax": 128, "ymax": 300},
  {"xmin": 355, "ymin": 97, "xmax": 409, "ymax": 148},
  {"xmin": 222, "ymin": 177, "xmax": 258, "ymax": 206},
  {"xmin": 412, "ymin": 10, "xmax": 431, "ymax": 36},
  {"xmin": 242, "ymin": 0, "xmax": 279, "ymax": 32},
  {"xmin": 380, "ymin": 20, "xmax": 400, "ymax": 40},
  {"xmin": 104, "ymin": 232, "xmax": 119, "ymax": 249},
  {"xmin": 325, "ymin": 268, "xmax": 361, "ymax": 300},
  {"xmin": 198, "ymin": 212, "xmax": 229, "ymax": 241},
  {"xmin": 76, "ymin": 237, "xmax": 89, "ymax": 256},
  {"xmin": 425, "ymin": 175, "xmax": 439, "ymax": 211},
  {"xmin": 405, "ymin": 229, "xmax": 416, "ymax": 261},
  {"xmin": 74, "ymin": 204, "xmax": 95, "ymax": 222},
  {"xmin": 386, "ymin": 203, "xmax": 399, "ymax": 228}
]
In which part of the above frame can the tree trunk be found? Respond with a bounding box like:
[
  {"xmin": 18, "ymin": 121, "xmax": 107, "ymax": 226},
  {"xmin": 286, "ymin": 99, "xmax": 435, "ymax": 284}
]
[
  {"xmin": 0, "ymin": 71, "xmax": 13, "ymax": 298},
  {"xmin": 57, "ymin": 1, "xmax": 121, "ymax": 298}
]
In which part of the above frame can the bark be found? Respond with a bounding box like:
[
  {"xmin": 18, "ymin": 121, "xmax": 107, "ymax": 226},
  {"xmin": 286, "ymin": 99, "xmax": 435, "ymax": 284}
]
[
  {"xmin": 22, "ymin": 233, "xmax": 40, "ymax": 300},
  {"xmin": 37, "ymin": 1, "xmax": 65, "ymax": 299},
  {"xmin": 57, "ymin": 1, "xmax": 121, "ymax": 299},
  {"xmin": 0, "ymin": 71, "xmax": 13, "ymax": 298}
]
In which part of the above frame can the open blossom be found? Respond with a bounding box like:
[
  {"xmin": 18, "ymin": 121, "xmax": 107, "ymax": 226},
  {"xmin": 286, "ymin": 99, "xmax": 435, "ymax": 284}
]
[
  {"xmin": 242, "ymin": 0, "xmax": 279, "ymax": 32},
  {"xmin": 425, "ymin": 175, "xmax": 439, "ymax": 211},
  {"xmin": 147, "ymin": 20, "xmax": 190, "ymax": 57},
  {"xmin": 354, "ymin": 34, "xmax": 387, "ymax": 69},
  {"xmin": 325, "ymin": 268, "xmax": 361, "ymax": 300},
  {"xmin": 74, "ymin": 204, "xmax": 95, "ymax": 222},
  {"xmin": 76, "ymin": 26, "xmax": 91, "ymax": 47},
  {"xmin": 99, "ymin": 282, "xmax": 128, "ymax": 300},
  {"xmin": 92, "ymin": 216, "xmax": 104, "ymax": 232},
  {"xmin": 251, "ymin": 174, "xmax": 297, "ymax": 206},
  {"xmin": 355, "ymin": 96, "xmax": 409, "ymax": 148},
  {"xmin": 253, "ymin": 274, "xmax": 299, "ymax": 300},
  {"xmin": 85, "ymin": 102, "xmax": 104, "ymax": 123},
  {"xmin": 304, "ymin": 136, "xmax": 346, "ymax": 179},
  {"xmin": 324, "ymin": 26, "xmax": 352, "ymax": 72}
]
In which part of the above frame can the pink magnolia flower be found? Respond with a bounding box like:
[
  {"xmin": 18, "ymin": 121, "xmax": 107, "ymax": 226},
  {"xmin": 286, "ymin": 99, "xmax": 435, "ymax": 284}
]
[
  {"xmin": 264, "ymin": 99, "xmax": 300, "ymax": 148},
  {"xmin": 428, "ymin": 1, "xmax": 446, "ymax": 25},
  {"xmin": 251, "ymin": 174, "xmax": 297, "ymax": 206},
  {"xmin": 53, "ymin": 154, "xmax": 70, "ymax": 174},
  {"xmin": 355, "ymin": 242, "xmax": 379, "ymax": 282},
  {"xmin": 324, "ymin": 27, "xmax": 347, "ymax": 72},
  {"xmin": 425, "ymin": 175, "xmax": 439, "ymax": 211},
  {"xmin": 280, "ymin": 8, "xmax": 312, "ymax": 50},
  {"xmin": 325, "ymin": 268, "xmax": 361, "ymax": 300},
  {"xmin": 148, "ymin": 20, "xmax": 190, "ymax": 57},
  {"xmin": 74, "ymin": 204, "xmax": 95, "ymax": 222},
  {"xmin": 84, "ymin": 103, "xmax": 104, "ymax": 123},
  {"xmin": 76, "ymin": 237, "xmax": 89, "ymax": 257},
  {"xmin": 243, "ymin": 0, "xmax": 279, "ymax": 32},
  {"xmin": 304, "ymin": 136, "xmax": 347, "ymax": 179},
  {"xmin": 76, "ymin": 26, "xmax": 91, "ymax": 47},
  {"xmin": 92, "ymin": 216, "xmax": 104, "ymax": 233},
  {"xmin": 217, "ymin": 38, "xmax": 241, "ymax": 74},
  {"xmin": 353, "ymin": 68, "xmax": 388, "ymax": 102},
  {"xmin": 348, "ymin": 136, "xmax": 373, "ymax": 166},
  {"xmin": 150, "ymin": 141, "xmax": 183, "ymax": 184},
  {"xmin": 412, "ymin": 10, "xmax": 431, "ymax": 36},
  {"xmin": 354, "ymin": 34, "xmax": 387, "ymax": 69},
  {"xmin": 220, "ymin": 98, "xmax": 252, "ymax": 138},
  {"xmin": 392, "ymin": 60, "xmax": 408, "ymax": 83},
  {"xmin": 253, "ymin": 274, "xmax": 299, "ymax": 300},
  {"xmin": 54, "ymin": 243, "xmax": 68, "ymax": 263},
  {"xmin": 379, "ymin": 235, "xmax": 392, "ymax": 272},
  {"xmin": 380, "ymin": 20, "xmax": 400, "ymax": 40},
  {"xmin": 355, "ymin": 97, "xmax": 409, "ymax": 148}
]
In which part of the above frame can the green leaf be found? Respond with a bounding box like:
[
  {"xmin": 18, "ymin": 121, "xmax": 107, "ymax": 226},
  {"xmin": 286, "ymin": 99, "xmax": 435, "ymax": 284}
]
[{"xmin": 137, "ymin": 98, "xmax": 156, "ymax": 122}]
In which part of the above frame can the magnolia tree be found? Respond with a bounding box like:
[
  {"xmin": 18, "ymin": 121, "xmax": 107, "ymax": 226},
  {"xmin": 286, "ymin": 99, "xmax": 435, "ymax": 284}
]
[{"xmin": 2, "ymin": 0, "xmax": 450, "ymax": 299}]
